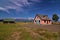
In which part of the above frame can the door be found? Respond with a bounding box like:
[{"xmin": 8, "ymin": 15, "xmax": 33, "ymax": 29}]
[{"xmin": 36, "ymin": 20, "xmax": 40, "ymax": 24}]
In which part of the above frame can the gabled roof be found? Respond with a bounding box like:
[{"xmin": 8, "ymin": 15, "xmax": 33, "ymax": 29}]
[
  {"xmin": 3, "ymin": 18, "xmax": 15, "ymax": 21},
  {"xmin": 36, "ymin": 14, "xmax": 51, "ymax": 20}
]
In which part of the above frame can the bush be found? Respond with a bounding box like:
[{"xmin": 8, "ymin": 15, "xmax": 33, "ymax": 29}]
[{"xmin": 52, "ymin": 22, "xmax": 60, "ymax": 25}]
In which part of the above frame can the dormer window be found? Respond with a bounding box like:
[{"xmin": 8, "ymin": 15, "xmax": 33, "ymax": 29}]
[
  {"xmin": 37, "ymin": 16, "xmax": 39, "ymax": 18},
  {"xmin": 43, "ymin": 15, "xmax": 48, "ymax": 17}
]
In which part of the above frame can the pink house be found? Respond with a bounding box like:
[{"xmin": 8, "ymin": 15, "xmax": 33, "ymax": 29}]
[{"xmin": 34, "ymin": 14, "xmax": 52, "ymax": 25}]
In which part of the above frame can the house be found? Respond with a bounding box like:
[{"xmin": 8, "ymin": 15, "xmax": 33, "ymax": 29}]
[
  {"xmin": 34, "ymin": 14, "xmax": 52, "ymax": 25},
  {"xmin": 3, "ymin": 19, "xmax": 15, "ymax": 24}
]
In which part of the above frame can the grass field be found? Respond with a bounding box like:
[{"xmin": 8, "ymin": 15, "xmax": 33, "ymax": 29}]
[{"xmin": 0, "ymin": 22, "xmax": 60, "ymax": 40}]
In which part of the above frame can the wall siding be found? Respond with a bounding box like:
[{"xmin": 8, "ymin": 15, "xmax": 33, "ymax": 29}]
[{"xmin": 34, "ymin": 16, "xmax": 52, "ymax": 25}]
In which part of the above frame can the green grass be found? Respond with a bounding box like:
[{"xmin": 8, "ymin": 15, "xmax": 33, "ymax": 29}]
[
  {"xmin": 0, "ymin": 24, "xmax": 17, "ymax": 40},
  {"xmin": 0, "ymin": 22, "xmax": 59, "ymax": 40}
]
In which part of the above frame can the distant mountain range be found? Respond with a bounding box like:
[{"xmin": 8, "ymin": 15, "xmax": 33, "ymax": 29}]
[
  {"xmin": 0, "ymin": 18, "xmax": 34, "ymax": 22},
  {"xmin": 15, "ymin": 19, "xmax": 34, "ymax": 22}
]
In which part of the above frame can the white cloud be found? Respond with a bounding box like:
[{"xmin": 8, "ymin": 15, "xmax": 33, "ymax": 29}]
[
  {"xmin": 28, "ymin": 17, "xmax": 34, "ymax": 20},
  {"xmin": 0, "ymin": 7, "xmax": 9, "ymax": 13},
  {"xmin": 5, "ymin": 6, "xmax": 17, "ymax": 9},
  {"xmin": 1, "ymin": 0, "xmax": 30, "ymax": 13},
  {"xmin": 9, "ymin": 0, "xmax": 30, "ymax": 6},
  {"xmin": 30, "ymin": 0, "xmax": 41, "ymax": 2},
  {"xmin": 9, "ymin": 0, "xmax": 23, "ymax": 7},
  {"xmin": 0, "ymin": 0, "xmax": 42, "ymax": 14}
]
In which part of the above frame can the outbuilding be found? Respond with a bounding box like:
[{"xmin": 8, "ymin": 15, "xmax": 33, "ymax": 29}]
[{"xmin": 3, "ymin": 19, "xmax": 15, "ymax": 24}]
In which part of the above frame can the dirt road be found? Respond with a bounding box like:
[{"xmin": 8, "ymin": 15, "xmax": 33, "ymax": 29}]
[{"xmin": 24, "ymin": 23, "xmax": 60, "ymax": 32}]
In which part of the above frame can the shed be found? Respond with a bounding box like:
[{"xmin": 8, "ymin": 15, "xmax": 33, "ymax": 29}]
[{"xmin": 3, "ymin": 18, "xmax": 15, "ymax": 24}]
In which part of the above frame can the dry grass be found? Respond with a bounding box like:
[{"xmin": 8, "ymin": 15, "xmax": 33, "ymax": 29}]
[
  {"xmin": 52, "ymin": 22, "xmax": 60, "ymax": 25},
  {"xmin": 0, "ymin": 22, "xmax": 59, "ymax": 40}
]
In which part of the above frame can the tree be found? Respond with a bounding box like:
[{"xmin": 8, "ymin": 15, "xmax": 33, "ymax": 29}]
[{"xmin": 52, "ymin": 14, "xmax": 59, "ymax": 22}]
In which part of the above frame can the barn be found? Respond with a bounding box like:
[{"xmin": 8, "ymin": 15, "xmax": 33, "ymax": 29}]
[
  {"xmin": 0, "ymin": 19, "xmax": 3, "ymax": 22},
  {"xmin": 3, "ymin": 19, "xmax": 15, "ymax": 24},
  {"xmin": 34, "ymin": 14, "xmax": 52, "ymax": 25}
]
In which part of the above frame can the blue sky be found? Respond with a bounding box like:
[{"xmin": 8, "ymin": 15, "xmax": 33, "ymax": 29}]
[{"xmin": 0, "ymin": 0, "xmax": 60, "ymax": 20}]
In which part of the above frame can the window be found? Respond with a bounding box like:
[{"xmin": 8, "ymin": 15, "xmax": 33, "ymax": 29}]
[
  {"xmin": 39, "ymin": 20, "xmax": 40, "ymax": 22},
  {"xmin": 49, "ymin": 20, "xmax": 50, "ymax": 23},
  {"xmin": 44, "ymin": 20, "xmax": 46, "ymax": 23},
  {"xmin": 35, "ymin": 20, "xmax": 36, "ymax": 22}
]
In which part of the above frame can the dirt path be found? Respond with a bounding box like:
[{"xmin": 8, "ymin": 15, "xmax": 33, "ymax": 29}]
[
  {"xmin": 6, "ymin": 32, "xmax": 21, "ymax": 40},
  {"xmin": 24, "ymin": 23, "xmax": 60, "ymax": 32}
]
